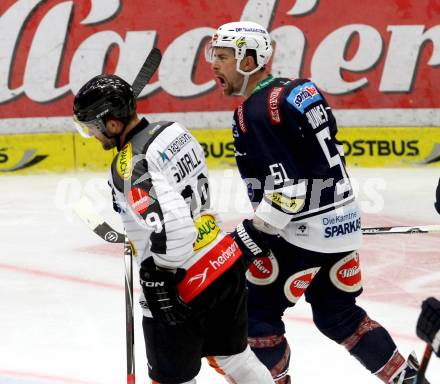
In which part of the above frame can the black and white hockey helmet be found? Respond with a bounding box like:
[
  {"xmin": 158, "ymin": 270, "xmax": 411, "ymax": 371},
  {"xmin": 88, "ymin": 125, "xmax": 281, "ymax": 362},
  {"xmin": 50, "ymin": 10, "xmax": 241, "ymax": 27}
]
[{"xmin": 73, "ymin": 74, "xmax": 136, "ymax": 138}]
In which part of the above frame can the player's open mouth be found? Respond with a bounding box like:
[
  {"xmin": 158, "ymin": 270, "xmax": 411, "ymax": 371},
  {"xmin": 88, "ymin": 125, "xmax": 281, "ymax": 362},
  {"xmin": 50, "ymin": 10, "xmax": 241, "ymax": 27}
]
[{"xmin": 217, "ymin": 76, "xmax": 227, "ymax": 88}]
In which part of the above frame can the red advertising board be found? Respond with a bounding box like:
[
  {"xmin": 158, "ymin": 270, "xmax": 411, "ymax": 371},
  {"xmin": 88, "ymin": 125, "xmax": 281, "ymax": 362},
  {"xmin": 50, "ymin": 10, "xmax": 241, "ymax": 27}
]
[{"xmin": 0, "ymin": 0, "xmax": 439, "ymax": 121}]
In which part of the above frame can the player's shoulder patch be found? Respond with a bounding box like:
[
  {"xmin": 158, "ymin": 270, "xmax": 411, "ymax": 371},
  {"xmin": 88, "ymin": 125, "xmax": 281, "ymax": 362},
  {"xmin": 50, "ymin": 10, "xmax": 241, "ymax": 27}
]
[{"xmin": 286, "ymin": 80, "xmax": 322, "ymax": 113}]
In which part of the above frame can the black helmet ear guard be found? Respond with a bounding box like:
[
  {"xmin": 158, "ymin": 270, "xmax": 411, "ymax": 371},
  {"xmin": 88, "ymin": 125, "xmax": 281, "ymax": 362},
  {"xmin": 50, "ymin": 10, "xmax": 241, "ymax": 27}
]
[{"xmin": 73, "ymin": 74, "xmax": 136, "ymax": 138}]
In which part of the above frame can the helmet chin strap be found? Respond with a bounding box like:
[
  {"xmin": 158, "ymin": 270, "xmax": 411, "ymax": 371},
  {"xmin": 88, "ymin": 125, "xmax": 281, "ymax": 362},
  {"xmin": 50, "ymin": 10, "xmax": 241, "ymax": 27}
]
[
  {"xmin": 233, "ymin": 73, "xmax": 250, "ymax": 97},
  {"xmin": 233, "ymin": 59, "xmax": 262, "ymax": 97}
]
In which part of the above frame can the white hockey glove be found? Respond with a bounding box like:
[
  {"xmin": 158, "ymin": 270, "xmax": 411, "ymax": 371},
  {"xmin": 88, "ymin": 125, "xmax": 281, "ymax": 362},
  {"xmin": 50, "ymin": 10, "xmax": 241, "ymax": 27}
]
[
  {"xmin": 232, "ymin": 219, "xmax": 271, "ymax": 266},
  {"xmin": 140, "ymin": 265, "xmax": 191, "ymax": 326}
]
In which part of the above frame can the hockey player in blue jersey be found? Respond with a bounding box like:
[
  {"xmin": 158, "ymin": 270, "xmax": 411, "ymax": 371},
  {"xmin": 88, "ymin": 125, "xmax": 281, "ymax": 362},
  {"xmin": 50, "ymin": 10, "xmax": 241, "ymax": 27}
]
[{"xmin": 206, "ymin": 21, "xmax": 428, "ymax": 384}]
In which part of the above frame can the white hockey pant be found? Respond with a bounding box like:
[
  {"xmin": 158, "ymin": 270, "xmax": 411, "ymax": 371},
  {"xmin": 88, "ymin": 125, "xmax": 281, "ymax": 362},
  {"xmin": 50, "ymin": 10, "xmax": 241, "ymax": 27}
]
[
  {"xmin": 154, "ymin": 346, "xmax": 274, "ymax": 384},
  {"xmin": 207, "ymin": 345, "xmax": 274, "ymax": 383}
]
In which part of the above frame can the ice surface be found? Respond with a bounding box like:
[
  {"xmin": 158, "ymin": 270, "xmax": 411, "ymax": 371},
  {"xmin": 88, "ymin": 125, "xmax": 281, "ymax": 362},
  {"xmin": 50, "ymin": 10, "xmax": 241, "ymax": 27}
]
[{"xmin": 0, "ymin": 168, "xmax": 439, "ymax": 383}]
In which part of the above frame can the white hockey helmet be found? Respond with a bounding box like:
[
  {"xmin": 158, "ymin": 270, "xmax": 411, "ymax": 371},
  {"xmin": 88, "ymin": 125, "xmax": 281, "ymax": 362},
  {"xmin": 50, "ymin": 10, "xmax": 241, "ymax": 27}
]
[{"xmin": 206, "ymin": 21, "xmax": 273, "ymax": 76}]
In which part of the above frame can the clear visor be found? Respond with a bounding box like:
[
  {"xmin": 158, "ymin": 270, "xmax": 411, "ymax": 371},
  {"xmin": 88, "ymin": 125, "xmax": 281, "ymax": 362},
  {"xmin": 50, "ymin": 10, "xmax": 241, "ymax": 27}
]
[{"xmin": 73, "ymin": 115, "xmax": 105, "ymax": 139}]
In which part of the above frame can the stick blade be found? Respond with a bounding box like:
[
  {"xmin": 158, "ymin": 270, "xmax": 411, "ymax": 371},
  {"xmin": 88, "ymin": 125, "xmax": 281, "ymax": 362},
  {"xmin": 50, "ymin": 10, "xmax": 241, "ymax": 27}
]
[
  {"xmin": 73, "ymin": 196, "xmax": 125, "ymax": 243},
  {"xmin": 73, "ymin": 196, "xmax": 103, "ymax": 230}
]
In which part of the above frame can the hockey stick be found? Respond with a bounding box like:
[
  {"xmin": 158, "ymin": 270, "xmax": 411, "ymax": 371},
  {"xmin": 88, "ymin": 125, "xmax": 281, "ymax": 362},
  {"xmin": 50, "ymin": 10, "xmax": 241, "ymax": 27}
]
[
  {"xmin": 414, "ymin": 344, "xmax": 433, "ymax": 384},
  {"xmin": 73, "ymin": 197, "xmax": 135, "ymax": 384},
  {"xmin": 74, "ymin": 198, "xmax": 440, "ymax": 240},
  {"xmin": 124, "ymin": 236, "xmax": 135, "ymax": 384},
  {"xmin": 362, "ymin": 225, "xmax": 440, "ymax": 235},
  {"xmin": 131, "ymin": 47, "xmax": 162, "ymax": 98}
]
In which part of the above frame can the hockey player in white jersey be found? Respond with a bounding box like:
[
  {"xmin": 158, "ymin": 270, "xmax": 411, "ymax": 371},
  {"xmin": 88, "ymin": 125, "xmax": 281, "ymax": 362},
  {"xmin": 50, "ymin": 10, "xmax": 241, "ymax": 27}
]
[{"xmin": 73, "ymin": 73, "xmax": 274, "ymax": 384}]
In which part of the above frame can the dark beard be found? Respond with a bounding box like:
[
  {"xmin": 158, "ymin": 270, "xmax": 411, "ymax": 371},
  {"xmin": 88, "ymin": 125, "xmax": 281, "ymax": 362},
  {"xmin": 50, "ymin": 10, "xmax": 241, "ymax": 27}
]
[{"xmin": 101, "ymin": 139, "xmax": 116, "ymax": 150}]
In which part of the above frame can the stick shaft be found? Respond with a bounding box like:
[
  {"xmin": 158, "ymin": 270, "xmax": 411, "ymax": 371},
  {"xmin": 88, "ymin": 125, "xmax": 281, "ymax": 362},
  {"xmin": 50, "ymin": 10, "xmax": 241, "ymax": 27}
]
[
  {"xmin": 362, "ymin": 224, "xmax": 440, "ymax": 235},
  {"xmin": 124, "ymin": 236, "xmax": 135, "ymax": 384},
  {"xmin": 415, "ymin": 344, "xmax": 432, "ymax": 384},
  {"xmin": 132, "ymin": 47, "xmax": 162, "ymax": 98}
]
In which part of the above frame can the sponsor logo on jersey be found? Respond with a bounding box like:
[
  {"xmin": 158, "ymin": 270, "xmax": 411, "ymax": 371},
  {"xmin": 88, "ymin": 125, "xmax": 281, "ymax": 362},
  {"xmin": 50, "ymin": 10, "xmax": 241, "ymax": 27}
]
[
  {"xmin": 287, "ymin": 81, "xmax": 322, "ymax": 113},
  {"xmin": 306, "ymin": 104, "xmax": 329, "ymax": 129},
  {"xmin": 193, "ymin": 214, "xmax": 221, "ymax": 251},
  {"xmin": 158, "ymin": 133, "xmax": 192, "ymax": 163},
  {"xmin": 246, "ymin": 253, "xmax": 279, "ymax": 285},
  {"xmin": 209, "ymin": 240, "xmax": 239, "ymax": 270},
  {"xmin": 187, "ymin": 267, "xmax": 209, "ymax": 287},
  {"xmin": 284, "ymin": 267, "xmax": 320, "ymax": 303},
  {"xmin": 178, "ymin": 235, "xmax": 241, "ymax": 302},
  {"xmin": 323, "ymin": 211, "xmax": 361, "ymax": 238},
  {"xmin": 295, "ymin": 223, "xmax": 309, "ymax": 237},
  {"xmin": 329, "ymin": 251, "xmax": 362, "ymax": 292},
  {"xmin": 166, "ymin": 132, "xmax": 192, "ymax": 155},
  {"xmin": 266, "ymin": 192, "xmax": 305, "ymax": 213},
  {"xmin": 127, "ymin": 187, "xmax": 151, "ymax": 215},
  {"xmin": 268, "ymin": 86, "xmax": 283, "ymax": 124},
  {"xmin": 237, "ymin": 105, "xmax": 247, "ymax": 133},
  {"xmin": 116, "ymin": 143, "xmax": 133, "ymax": 180},
  {"xmin": 157, "ymin": 150, "xmax": 170, "ymax": 162}
]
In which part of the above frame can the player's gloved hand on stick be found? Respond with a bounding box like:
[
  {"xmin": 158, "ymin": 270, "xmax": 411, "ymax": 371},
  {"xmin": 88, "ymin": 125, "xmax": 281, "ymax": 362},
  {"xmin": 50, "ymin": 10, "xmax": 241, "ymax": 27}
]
[
  {"xmin": 416, "ymin": 297, "xmax": 440, "ymax": 356},
  {"xmin": 434, "ymin": 177, "xmax": 440, "ymax": 215},
  {"xmin": 140, "ymin": 265, "xmax": 191, "ymax": 326},
  {"xmin": 232, "ymin": 219, "xmax": 271, "ymax": 266}
]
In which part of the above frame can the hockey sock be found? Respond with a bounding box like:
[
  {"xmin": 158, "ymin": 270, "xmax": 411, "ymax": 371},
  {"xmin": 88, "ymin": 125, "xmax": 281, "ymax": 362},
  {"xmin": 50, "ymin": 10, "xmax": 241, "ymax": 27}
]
[
  {"xmin": 248, "ymin": 334, "xmax": 291, "ymax": 382},
  {"xmin": 341, "ymin": 315, "xmax": 404, "ymax": 379}
]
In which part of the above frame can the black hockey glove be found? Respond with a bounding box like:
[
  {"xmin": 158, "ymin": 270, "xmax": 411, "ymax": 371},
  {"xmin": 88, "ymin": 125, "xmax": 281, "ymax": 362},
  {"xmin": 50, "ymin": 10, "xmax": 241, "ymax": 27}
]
[
  {"xmin": 434, "ymin": 177, "xmax": 440, "ymax": 215},
  {"xmin": 140, "ymin": 266, "xmax": 191, "ymax": 326},
  {"xmin": 232, "ymin": 219, "xmax": 271, "ymax": 266},
  {"xmin": 416, "ymin": 297, "xmax": 440, "ymax": 356}
]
